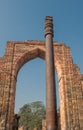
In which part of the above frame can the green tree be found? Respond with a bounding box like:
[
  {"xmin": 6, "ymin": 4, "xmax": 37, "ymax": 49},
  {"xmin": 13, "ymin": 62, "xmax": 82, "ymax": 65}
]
[{"xmin": 18, "ymin": 101, "xmax": 46, "ymax": 130}]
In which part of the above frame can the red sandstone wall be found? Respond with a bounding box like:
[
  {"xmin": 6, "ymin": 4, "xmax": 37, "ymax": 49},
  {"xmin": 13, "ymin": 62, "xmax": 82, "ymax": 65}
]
[{"xmin": 0, "ymin": 41, "xmax": 83, "ymax": 130}]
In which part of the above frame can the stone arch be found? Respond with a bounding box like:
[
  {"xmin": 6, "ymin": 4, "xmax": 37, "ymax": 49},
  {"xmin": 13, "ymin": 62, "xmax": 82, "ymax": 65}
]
[
  {"xmin": 12, "ymin": 43, "xmax": 64, "ymax": 130},
  {"xmin": 13, "ymin": 47, "xmax": 45, "ymax": 77},
  {"xmin": 0, "ymin": 41, "xmax": 83, "ymax": 130}
]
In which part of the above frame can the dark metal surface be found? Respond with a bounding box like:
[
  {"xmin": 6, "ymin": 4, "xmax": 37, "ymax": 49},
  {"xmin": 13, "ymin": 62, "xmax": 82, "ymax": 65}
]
[{"xmin": 45, "ymin": 16, "xmax": 57, "ymax": 130}]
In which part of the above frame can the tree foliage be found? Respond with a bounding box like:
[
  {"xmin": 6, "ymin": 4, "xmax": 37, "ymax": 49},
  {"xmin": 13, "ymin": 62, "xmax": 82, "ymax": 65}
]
[{"xmin": 18, "ymin": 101, "xmax": 46, "ymax": 130}]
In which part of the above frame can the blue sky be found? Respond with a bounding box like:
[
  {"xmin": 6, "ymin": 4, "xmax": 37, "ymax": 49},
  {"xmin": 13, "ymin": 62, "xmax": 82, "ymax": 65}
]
[{"xmin": 0, "ymin": 0, "xmax": 83, "ymax": 112}]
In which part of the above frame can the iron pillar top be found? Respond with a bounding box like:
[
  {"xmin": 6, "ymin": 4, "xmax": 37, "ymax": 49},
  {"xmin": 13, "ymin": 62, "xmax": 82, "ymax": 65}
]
[{"xmin": 44, "ymin": 16, "xmax": 54, "ymax": 37}]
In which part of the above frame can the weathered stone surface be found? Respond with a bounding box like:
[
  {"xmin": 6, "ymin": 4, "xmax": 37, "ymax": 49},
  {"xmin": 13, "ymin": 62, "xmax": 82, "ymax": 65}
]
[
  {"xmin": 0, "ymin": 40, "xmax": 83, "ymax": 130},
  {"xmin": 42, "ymin": 120, "xmax": 46, "ymax": 130}
]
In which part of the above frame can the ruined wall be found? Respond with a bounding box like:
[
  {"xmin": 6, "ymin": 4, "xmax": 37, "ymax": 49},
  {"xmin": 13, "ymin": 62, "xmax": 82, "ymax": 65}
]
[{"xmin": 0, "ymin": 41, "xmax": 83, "ymax": 130}]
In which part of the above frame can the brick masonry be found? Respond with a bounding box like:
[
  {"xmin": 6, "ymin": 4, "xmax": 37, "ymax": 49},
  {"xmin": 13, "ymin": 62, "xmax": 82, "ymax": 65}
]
[{"xmin": 0, "ymin": 40, "xmax": 83, "ymax": 130}]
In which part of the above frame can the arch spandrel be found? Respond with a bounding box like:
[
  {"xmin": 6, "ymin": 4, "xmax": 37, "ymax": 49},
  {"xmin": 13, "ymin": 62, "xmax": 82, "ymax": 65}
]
[
  {"xmin": 0, "ymin": 40, "xmax": 83, "ymax": 130},
  {"xmin": 9, "ymin": 41, "xmax": 65, "ymax": 76}
]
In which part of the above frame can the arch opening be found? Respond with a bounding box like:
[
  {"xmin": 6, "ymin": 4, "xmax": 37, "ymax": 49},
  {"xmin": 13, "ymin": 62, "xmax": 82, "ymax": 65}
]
[
  {"xmin": 15, "ymin": 58, "xmax": 46, "ymax": 113},
  {"xmin": 12, "ymin": 47, "xmax": 62, "ymax": 130}
]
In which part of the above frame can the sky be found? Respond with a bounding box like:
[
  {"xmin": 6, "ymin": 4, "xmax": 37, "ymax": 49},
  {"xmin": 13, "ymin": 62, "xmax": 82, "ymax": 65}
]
[{"xmin": 0, "ymin": 0, "xmax": 83, "ymax": 113}]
